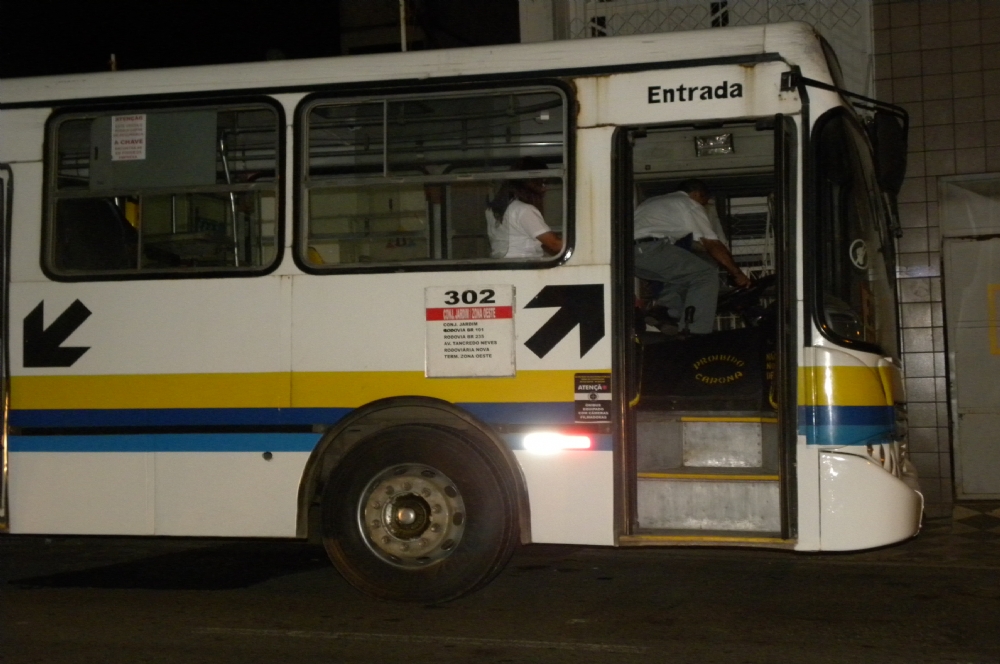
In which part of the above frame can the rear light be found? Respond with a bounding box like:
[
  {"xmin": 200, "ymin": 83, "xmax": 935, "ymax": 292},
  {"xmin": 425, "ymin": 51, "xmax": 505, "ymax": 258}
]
[{"xmin": 523, "ymin": 432, "xmax": 592, "ymax": 454}]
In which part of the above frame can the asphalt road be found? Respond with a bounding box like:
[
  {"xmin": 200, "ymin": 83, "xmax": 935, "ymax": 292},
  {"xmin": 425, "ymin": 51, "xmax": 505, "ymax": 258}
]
[{"xmin": 2, "ymin": 521, "xmax": 999, "ymax": 664}]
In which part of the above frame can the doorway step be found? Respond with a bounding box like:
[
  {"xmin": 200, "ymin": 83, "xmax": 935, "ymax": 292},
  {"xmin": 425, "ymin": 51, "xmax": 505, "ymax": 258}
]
[{"xmin": 634, "ymin": 412, "xmax": 782, "ymax": 538}]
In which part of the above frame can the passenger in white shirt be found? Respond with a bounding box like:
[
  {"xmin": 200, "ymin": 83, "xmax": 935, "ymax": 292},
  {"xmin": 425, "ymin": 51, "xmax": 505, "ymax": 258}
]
[
  {"xmin": 487, "ymin": 157, "xmax": 562, "ymax": 259},
  {"xmin": 634, "ymin": 179, "xmax": 750, "ymax": 335}
]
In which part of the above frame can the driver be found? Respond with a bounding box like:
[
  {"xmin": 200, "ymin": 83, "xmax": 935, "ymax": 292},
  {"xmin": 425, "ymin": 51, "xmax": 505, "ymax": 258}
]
[{"xmin": 634, "ymin": 179, "xmax": 751, "ymax": 336}]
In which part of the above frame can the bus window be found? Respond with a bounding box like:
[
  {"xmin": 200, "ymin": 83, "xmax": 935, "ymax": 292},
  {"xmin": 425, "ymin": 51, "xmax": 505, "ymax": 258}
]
[
  {"xmin": 300, "ymin": 87, "xmax": 566, "ymax": 268},
  {"xmin": 46, "ymin": 103, "xmax": 281, "ymax": 277},
  {"xmin": 814, "ymin": 109, "xmax": 899, "ymax": 355}
]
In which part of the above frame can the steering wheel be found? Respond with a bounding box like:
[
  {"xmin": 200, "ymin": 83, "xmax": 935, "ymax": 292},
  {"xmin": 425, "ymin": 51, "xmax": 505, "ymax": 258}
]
[{"xmin": 716, "ymin": 274, "xmax": 777, "ymax": 327}]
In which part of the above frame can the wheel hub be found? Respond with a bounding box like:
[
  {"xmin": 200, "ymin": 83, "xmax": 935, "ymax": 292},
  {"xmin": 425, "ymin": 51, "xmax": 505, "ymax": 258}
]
[{"xmin": 359, "ymin": 463, "xmax": 465, "ymax": 568}]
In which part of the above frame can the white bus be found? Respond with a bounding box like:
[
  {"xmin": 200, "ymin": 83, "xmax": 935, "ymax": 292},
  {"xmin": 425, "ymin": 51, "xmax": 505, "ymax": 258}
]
[{"xmin": 0, "ymin": 22, "xmax": 922, "ymax": 602}]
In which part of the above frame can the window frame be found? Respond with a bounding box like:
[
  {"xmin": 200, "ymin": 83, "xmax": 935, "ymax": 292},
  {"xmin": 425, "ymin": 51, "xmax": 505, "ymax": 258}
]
[
  {"xmin": 810, "ymin": 106, "xmax": 899, "ymax": 356},
  {"xmin": 293, "ymin": 79, "xmax": 575, "ymax": 275},
  {"xmin": 42, "ymin": 96, "xmax": 286, "ymax": 282}
]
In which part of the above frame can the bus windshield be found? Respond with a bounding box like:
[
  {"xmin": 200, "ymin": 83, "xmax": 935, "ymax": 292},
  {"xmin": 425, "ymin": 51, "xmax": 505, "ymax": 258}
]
[{"xmin": 813, "ymin": 108, "xmax": 899, "ymax": 357}]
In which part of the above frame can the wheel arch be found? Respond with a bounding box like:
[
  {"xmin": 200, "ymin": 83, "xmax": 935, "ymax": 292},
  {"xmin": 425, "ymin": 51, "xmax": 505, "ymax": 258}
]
[{"xmin": 297, "ymin": 396, "xmax": 532, "ymax": 543}]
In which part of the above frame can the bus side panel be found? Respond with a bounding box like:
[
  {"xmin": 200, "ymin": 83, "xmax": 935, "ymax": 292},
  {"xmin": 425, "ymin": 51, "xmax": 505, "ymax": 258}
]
[
  {"xmin": 289, "ymin": 267, "xmax": 611, "ymax": 373},
  {"xmin": 797, "ymin": 345, "xmax": 922, "ymax": 550},
  {"xmin": 154, "ymin": 450, "xmax": 311, "ymax": 537},
  {"xmin": 514, "ymin": 450, "xmax": 615, "ymax": 545},
  {"xmin": 818, "ymin": 451, "xmax": 923, "ymax": 550},
  {"xmin": 0, "ymin": 109, "xmax": 48, "ymax": 163},
  {"xmin": 290, "ymin": 265, "xmax": 614, "ymax": 545},
  {"xmin": 8, "ymin": 274, "xmax": 297, "ymax": 536},
  {"xmin": 576, "ymin": 62, "xmax": 800, "ymax": 129},
  {"xmin": 8, "ymin": 451, "xmax": 153, "ymax": 535},
  {"xmin": 9, "ymin": 279, "xmax": 293, "ymax": 376},
  {"xmin": 8, "ymin": 162, "xmax": 45, "ymax": 284}
]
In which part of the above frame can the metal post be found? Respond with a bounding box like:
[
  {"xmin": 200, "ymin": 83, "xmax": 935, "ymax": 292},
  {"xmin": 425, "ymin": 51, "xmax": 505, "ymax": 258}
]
[
  {"xmin": 218, "ymin": 137, "xmax": 240, "ymax": 267},
  {"xmin": 399, "ymin": 0, "xmax": 408, "ymax": 52}
]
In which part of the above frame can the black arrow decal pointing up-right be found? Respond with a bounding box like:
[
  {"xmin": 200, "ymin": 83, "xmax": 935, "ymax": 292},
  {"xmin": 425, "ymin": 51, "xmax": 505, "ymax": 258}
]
[
  {"xmin": 524, "ymin": 284, "xmax": 605, "ymax": 358},
  {"xmin": 23, "ymin": 300, "xmax": 92, "ymax": 368}
]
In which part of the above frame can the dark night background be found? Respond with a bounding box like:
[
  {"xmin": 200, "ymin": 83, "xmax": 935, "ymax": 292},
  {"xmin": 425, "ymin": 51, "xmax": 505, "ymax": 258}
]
[{"xmin": 0, "ymin": 1, "xmax": 520, "ymax": 78}]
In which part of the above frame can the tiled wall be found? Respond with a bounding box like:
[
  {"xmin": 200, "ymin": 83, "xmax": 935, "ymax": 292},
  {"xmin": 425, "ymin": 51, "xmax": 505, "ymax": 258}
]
[{"xmin": 873, "ymin": 0, "xmax": 1000, "ymax": 516}]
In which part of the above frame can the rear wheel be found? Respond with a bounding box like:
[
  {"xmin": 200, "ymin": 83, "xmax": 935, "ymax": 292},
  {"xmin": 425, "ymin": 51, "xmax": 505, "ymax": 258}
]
[{"xmin": 321, "ymin": 424, "xmax": 519, "ymax": 602}]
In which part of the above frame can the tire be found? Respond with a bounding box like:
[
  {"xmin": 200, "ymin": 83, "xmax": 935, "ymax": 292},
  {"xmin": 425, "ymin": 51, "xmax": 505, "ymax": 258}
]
[{"xmin": 321, "ymin": 424, "xmax": 519, "ymax": 602}]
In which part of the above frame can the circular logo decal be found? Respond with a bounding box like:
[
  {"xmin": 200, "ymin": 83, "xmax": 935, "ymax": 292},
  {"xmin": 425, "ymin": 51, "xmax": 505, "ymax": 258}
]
[{"xmin": 849, "ymin": 239, "xmax": 869, "ymax": 269}]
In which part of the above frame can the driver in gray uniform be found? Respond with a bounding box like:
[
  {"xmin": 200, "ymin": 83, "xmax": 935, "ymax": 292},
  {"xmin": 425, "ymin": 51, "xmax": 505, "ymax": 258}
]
[{"xmin": 634, "ymin": 179, "xmax": 750, "ymax": 335}]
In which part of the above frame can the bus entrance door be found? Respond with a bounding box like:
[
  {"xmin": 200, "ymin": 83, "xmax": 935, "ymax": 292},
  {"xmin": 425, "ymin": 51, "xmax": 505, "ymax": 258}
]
[
  {"xmin": 634, "ymin": 296, "xmax": 781, "ymax": 539},
  {"xmin": 619, "ymin": 120, "xmax": 791, "ymax": 545}
]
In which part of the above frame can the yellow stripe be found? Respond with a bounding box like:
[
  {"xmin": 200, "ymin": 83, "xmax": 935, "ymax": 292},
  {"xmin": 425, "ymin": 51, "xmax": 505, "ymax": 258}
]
[
  {"xmin": 292, "ymin": 370, "xmax": 582, "ymax": 407},
  {"xmin": 638, "ymin": 472, "xmax": 779, "ymax": 481},
  {"xmin": 680, "ymin": 416, "xmax": 778, "ymax": 423},
  {"xmin": 621, "ymin": 535, "xmax": 788, "ymax": 545},
  {"xmin": 798, "ymin": 365, "xmax": 889, "ymax": 407},
  {"xmin": 878, "ymin": 363, "xmax": 903, "ymax": 406},
  {"xmin": 11, "ymin": 370, "xmax": 589, "ymax": 410}
]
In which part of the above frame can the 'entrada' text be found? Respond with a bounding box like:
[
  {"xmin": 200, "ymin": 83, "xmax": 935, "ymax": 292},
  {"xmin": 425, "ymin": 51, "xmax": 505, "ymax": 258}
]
[{"xmin": 647, "ymin": 81, "xmax": 744, "ymax": 104}]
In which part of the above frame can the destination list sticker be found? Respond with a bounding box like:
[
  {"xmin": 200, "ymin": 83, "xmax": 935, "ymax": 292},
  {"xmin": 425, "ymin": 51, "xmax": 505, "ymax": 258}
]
[{"xmin": 425, "ymin": 286, "xmax": 515, "ymax": 378}]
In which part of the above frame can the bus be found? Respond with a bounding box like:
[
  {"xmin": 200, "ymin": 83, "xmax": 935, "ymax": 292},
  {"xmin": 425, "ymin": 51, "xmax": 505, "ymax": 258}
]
[{"xmin": 0, "ymin": 22, "xmax": 922, "ymax": 602}]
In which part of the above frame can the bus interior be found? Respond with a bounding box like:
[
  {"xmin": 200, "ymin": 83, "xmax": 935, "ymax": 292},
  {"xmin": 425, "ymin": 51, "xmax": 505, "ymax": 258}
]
[
  {"xmin": 628, "ymin": 120, "xmax": 785, "ymax": 540},
  {"xmin": 50, "ymin": 107, "xmax": 281, "ymax": 274}
]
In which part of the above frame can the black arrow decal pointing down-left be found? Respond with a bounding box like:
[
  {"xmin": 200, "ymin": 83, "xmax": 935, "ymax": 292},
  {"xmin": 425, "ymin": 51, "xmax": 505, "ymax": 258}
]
[
  {"xmin": 524, "ymin": 284, "xmax": 605, "ymax": 358},
  {"xmin": 23, "ymin": 300, "xmax": 92, "ymax": 367}
]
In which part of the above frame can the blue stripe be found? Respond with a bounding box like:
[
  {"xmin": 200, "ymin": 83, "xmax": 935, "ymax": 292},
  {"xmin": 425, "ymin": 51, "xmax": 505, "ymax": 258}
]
[
  {"xmin": 798, "ymin": 405, "xmax": 894, "ymax": 446},
  {"xmin": 7, "ymin": 430, "xmax": 611, "ymax": 453},
  {"xmin": 460, "ymin": 402, "xmax": 576, "ymax": 425},
  {"xmin": 798, "ymin": 405, "xmax": 894, "ymax": 426},
  {"xmin": 7, "ymin": 433, "xmax": 323, "ymax": 453},
  {"xmin": 9, "ymin": 402, "xmax": 577, "ymax": 429},
  {"xmin": 799, "ymin": 424, "xmax": 893, "ymax": 447}
]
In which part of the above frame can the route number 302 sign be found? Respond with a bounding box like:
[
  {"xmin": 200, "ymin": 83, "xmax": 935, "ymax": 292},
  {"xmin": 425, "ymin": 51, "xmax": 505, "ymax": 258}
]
[{"xmin": 425, "ymin": 285, "xmax": 515, "ymax": 378}]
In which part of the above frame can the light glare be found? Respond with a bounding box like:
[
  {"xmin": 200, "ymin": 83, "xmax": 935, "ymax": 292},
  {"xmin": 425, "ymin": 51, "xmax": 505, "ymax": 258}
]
[{"xmin": 523, "ymin": 432, "xmax": 591, "ymax": 454}]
